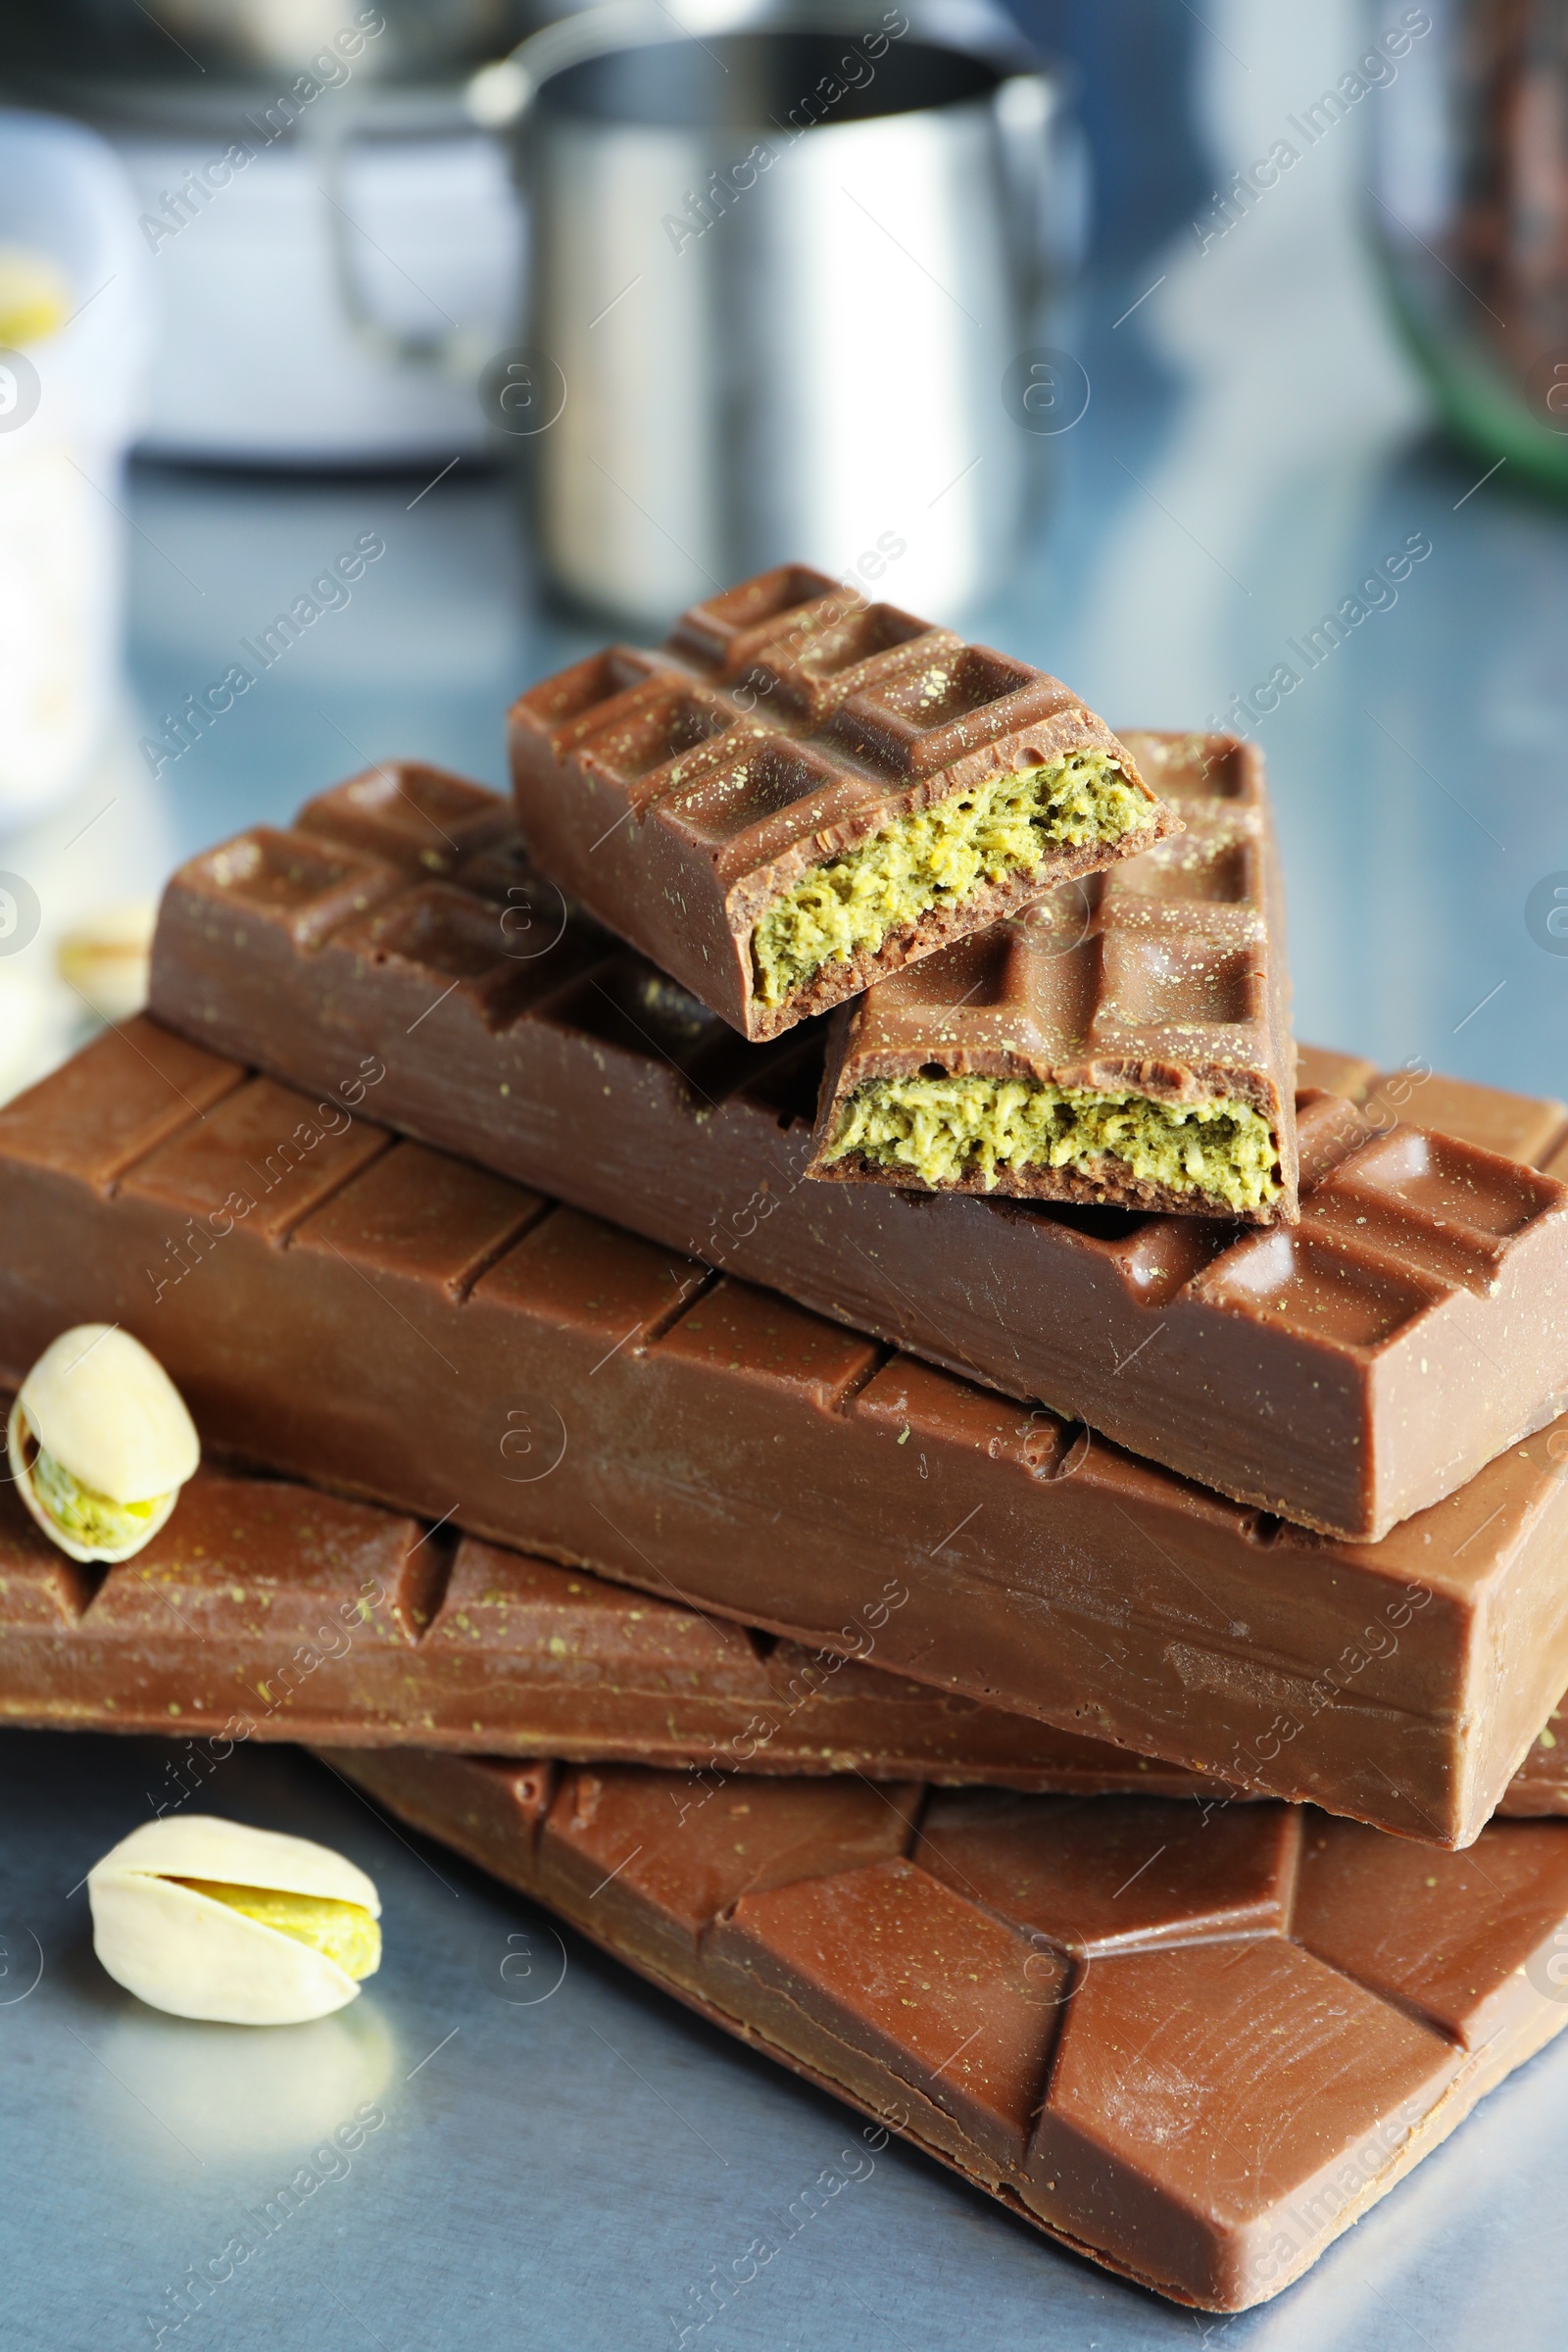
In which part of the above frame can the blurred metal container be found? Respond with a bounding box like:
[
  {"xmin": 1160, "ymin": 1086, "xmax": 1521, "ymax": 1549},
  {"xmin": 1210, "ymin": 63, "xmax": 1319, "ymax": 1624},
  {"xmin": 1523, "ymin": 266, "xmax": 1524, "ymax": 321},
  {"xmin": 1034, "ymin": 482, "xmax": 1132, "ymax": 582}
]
[
  {"xmin": 0, "ymin": 0, "xmax": 531, "ymax": 466},
  {"xmin": 487, "ymin": 0, "xmax": 1077, "ymax": 618},
  {"xmin": 1370, "ymin": 0, "xmax": 1568, "ymax": 494},
  {"xmin": 0, "ymin": 0, "xmax": 527, "ymax": 84}
]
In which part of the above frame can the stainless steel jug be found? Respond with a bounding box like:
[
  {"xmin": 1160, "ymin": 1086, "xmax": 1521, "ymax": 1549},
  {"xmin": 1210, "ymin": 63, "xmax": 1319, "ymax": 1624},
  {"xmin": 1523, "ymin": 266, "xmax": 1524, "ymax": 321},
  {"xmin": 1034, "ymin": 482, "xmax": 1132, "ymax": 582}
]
[{"xmin": 486, "ymin": 0, "xmax": 1075, "ymax": 619}]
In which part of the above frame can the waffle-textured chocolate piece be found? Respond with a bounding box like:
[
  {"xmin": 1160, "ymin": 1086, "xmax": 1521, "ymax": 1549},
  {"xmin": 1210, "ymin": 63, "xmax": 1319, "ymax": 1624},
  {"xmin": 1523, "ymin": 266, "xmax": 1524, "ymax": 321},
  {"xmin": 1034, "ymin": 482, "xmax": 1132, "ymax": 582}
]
[
  {"xmin": 808, "ymin": 731, "xmax": 1298, "ymax": 1222},
  {"xmin": 148, "ymin": 766, "xmax": 1568, "ymax": 1540},
  {"xmin": 506, "ymin": 566, "xmax": 1180, "ymax": 1041},
  {"xmin": 326, "ymin": 1744, "xmax": 1568, "ymax": 2310},
  {"xmin": 5, "ymin": 1020, "xmax": 1568, "ymax": 1843}
]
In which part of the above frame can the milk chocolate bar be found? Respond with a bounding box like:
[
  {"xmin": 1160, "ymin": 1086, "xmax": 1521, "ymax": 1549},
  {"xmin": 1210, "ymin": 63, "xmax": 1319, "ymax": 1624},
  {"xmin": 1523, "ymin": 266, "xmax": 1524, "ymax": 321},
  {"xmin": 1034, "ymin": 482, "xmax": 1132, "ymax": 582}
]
[
  {"xmin": 506, "ymin": 566, "xmax": 1180, "ymax": 1041},
  {"xmin": 148, "ymin": 765, "xmax": 1568, "ymax": 1540},
  {"xmin": 8, "ymin": 1420, "xmax": 1566, "ymax": 1811},
  {"xmin": 325, "ymin": 1744, "xmax": 1568, "ymax": 2310},
  {"xmin": 0, "ymin": 1446, "xmax": 1211, "ymax": 1791},
  {"xmin": 5, "ymin": 1022, "xmax": 1568, "ymax": 1843},
  {"xmin": 1503, "ymin": 1706, "xmax": 1568, "ymax": 1813},
  {"xmin": 808, "ymin": 732, "xmax": 1298, "ymax": 1222}
]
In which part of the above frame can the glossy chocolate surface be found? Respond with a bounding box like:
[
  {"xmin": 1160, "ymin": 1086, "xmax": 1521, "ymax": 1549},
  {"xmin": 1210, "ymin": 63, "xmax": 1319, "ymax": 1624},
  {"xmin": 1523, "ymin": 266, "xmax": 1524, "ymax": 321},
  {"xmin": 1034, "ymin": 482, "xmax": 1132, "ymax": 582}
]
[
  {"xmin": 148, "ymin": 768, "xmax": 1568, "ymax": 1540},
  {"xmin": 5, "ymin": 1021, "xmax": 1568, "ymax": 1842},
  {"xmin": 326, "ymin": 1745, "xmax": 1568, "ymax": 2310},
  {"xmin": 4, "ymin": 1431, "xmax": 1566, "ymax": 1812},
  {"xmin": 0, "ymin": 1446, "xmax": 1211, "ymax": 1788},
  {"xmin": 505, "ymin": 566, "xmax": 1177, "ymax": 1040}
]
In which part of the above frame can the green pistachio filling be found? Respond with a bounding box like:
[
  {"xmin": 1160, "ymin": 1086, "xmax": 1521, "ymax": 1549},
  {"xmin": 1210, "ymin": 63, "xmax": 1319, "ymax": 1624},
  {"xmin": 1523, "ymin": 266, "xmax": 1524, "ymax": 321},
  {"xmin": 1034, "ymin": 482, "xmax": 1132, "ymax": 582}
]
[
  {"xmin": 824, "ymin": 1072, "xmax": 1281, "ymax": 1211},
  {"xmin": 171, "ymin": 1880, "xmax": 381, "ymax": 1979},
  {"xmin": 30, "ymin": 1444, "xmax": 168, "ymax": 1551},
  {"xmin": 751, "ymin": 752, "xmax": 1147, "ymax": 1009}
]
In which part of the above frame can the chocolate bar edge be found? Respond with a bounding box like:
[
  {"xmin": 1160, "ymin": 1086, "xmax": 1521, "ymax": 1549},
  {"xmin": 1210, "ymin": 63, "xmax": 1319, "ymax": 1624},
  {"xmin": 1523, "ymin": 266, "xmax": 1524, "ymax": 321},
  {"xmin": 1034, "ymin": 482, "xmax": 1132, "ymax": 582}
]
[
  {"xmin": 805, "ymin": 730, "xmax": 1301, "ymax": 1224},
  {"xmin": 319, "ymin": 1742, "xmax": 1568, "ymax": 2312},
  {"xmin": 506, "ymin": 594, "xmax": 1184, "ymax": 1041}
]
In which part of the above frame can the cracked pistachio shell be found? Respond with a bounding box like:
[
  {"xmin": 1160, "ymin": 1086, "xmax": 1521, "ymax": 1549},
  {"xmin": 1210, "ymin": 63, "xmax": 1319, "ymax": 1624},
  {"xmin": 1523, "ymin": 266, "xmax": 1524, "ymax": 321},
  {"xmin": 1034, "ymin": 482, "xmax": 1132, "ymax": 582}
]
[
  {"xmin": 88, "ymin": 1817, "xmax": 381, "ymax": 2026},
  {"xmin": 9, "ymin": 1325, "xmax": 200, "ymax": 1563}
]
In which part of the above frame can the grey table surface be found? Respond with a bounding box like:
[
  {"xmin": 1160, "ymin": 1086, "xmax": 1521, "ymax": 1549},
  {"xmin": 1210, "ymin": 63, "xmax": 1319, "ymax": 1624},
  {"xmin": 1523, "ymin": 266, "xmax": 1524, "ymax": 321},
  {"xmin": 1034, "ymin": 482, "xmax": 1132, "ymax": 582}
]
[{"xmin": 4, "ymin": 7, "xmax": 1568, "ymax": 2346}]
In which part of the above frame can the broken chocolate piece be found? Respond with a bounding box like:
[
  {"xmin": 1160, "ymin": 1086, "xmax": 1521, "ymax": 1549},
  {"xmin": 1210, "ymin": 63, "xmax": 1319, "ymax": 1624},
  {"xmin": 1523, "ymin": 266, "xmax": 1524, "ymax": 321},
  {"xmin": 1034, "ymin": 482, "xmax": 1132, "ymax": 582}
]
[
  {"xmin": 808, "ymin": 731, "xmax": 1298, "ymax": 1223},
  {"xmin": 506, "ymin": 566, "xmax": 1180, "ymax": 1041}
]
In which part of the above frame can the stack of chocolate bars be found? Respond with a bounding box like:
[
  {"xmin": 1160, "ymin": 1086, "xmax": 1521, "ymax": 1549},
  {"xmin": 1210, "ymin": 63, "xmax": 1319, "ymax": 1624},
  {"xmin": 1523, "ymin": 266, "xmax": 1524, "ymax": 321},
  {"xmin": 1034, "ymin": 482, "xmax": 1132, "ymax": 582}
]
[{"xmin": 5, "ymin": 564, "xmax": 1568, "ymax": 2312}]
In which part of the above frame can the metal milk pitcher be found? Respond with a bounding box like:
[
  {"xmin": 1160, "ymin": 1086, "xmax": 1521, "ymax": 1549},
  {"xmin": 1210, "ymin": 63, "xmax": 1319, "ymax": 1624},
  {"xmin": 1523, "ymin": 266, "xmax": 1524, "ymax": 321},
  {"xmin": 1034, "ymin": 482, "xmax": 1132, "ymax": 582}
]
[{"xmin": 493, "ymin": 0, "xmax": 1074, "ymax": 619}]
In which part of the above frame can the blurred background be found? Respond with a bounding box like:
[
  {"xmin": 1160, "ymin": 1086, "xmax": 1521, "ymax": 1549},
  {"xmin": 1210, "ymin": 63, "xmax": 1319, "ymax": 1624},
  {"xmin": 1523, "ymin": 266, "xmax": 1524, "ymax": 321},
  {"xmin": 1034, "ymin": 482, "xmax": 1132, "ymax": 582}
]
[{"xmin": 0, "ymin": 0, "xmax": 1563, "ymax": 1104}]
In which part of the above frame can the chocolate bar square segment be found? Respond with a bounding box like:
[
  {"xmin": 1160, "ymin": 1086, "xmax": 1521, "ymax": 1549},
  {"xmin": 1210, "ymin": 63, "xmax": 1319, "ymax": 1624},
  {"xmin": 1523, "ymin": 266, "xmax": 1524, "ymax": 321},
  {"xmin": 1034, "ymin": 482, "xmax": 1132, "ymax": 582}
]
[
  {"xmin": 1025, "ymin": 1934, "xmax": 1461, "ymax": 2307},
  {"xmin": 335, "ymin": 885, "xmax": 598, "ymax": 1036},
  {"xmin": 808, "ymin": 735, "xmax": 1298, "ymax": 1223},
  {"xmin": 121, "ymin": 1075, "xmax": 389, "ymax": 1248},
  {"xmin": 664, "ymin": 564, "xmax": 851, "ymax": 676},
  {"xmin": 294, "ymin": 760, "xmax": 515, "ymax": 878},
  {"xmin": 1364, "ymin": 1067, "xmax": 1568, "ymax": 1167},
  {"xmin": 1296, "ymin": 1041, "xmax": 1379, "ymax": 1101},
  {"xmin": 0, "ymin": 1020, "xmax": 246, "ymax": 1192},
  {"xmin": 710, "ymin": 1855, "xmax": 1067, "ymax": 2178},
  {"xmin": 537, "ymin": 1764, "xmax": 914, "ymax": 1979},
  {"xmin": 181, "ymin": 827, "xmax": 406, "ymax": 949},
  {"xmin": 746, "ymin": 603, "xmax": 960, "ymax": 725},
  {"xmin": 825, "ymin": 646, "xmax": 1076, "ymax": 775},
  {"xmin": 508, "ymin": 568, "xmax": 1182, "ymax": 1042},
  {"xmin": 294, "ymin": 1140, "xmax": 547, "ymax": 1298},
  {"xmin": 915, "ymin": 1789, "xmax": 1298, "ymax": 1954},
  {"xmin": 1292, "ymin": 1814, "xmax": 1568, "ymax": 2048}
]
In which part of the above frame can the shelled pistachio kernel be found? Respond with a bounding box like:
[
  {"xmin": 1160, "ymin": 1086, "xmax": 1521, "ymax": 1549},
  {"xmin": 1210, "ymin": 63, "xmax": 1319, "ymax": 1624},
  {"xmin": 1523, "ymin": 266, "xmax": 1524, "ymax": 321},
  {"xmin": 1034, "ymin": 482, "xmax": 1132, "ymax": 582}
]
[
  {"xmin": 88, "ymin": 1817, "xmax": 382, "ymax": 2026},
  {"xmin": 170, "ymin": 1881, "xmax": 382, "ymax": 1980},
  {"xmin": 7, "ymin": 1325, "xmax": 200, "ymax": 1564},
  {"xmin": 56, "ymin": 898, "xmax": 157, "ymax": 1023}
]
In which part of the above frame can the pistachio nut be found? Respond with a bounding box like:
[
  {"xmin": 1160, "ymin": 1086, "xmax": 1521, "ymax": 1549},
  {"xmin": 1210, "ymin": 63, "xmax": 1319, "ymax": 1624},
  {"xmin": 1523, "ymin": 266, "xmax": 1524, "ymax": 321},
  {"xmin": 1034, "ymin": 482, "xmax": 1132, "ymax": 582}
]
[
  {"xmin": 57, "ymin": 899, "xmax": 157, "ymax": 1024},
  {"xmin": 0, "ymin": 243, "xmax": 73, "ymax": 345},
  {"xmin": 8, "ymin": 1325, "xmax": 200, "ymax": 1563},
  {"xmin": 88, "ymin": 1817, "xmax": 382, "ymax": 2025}
]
